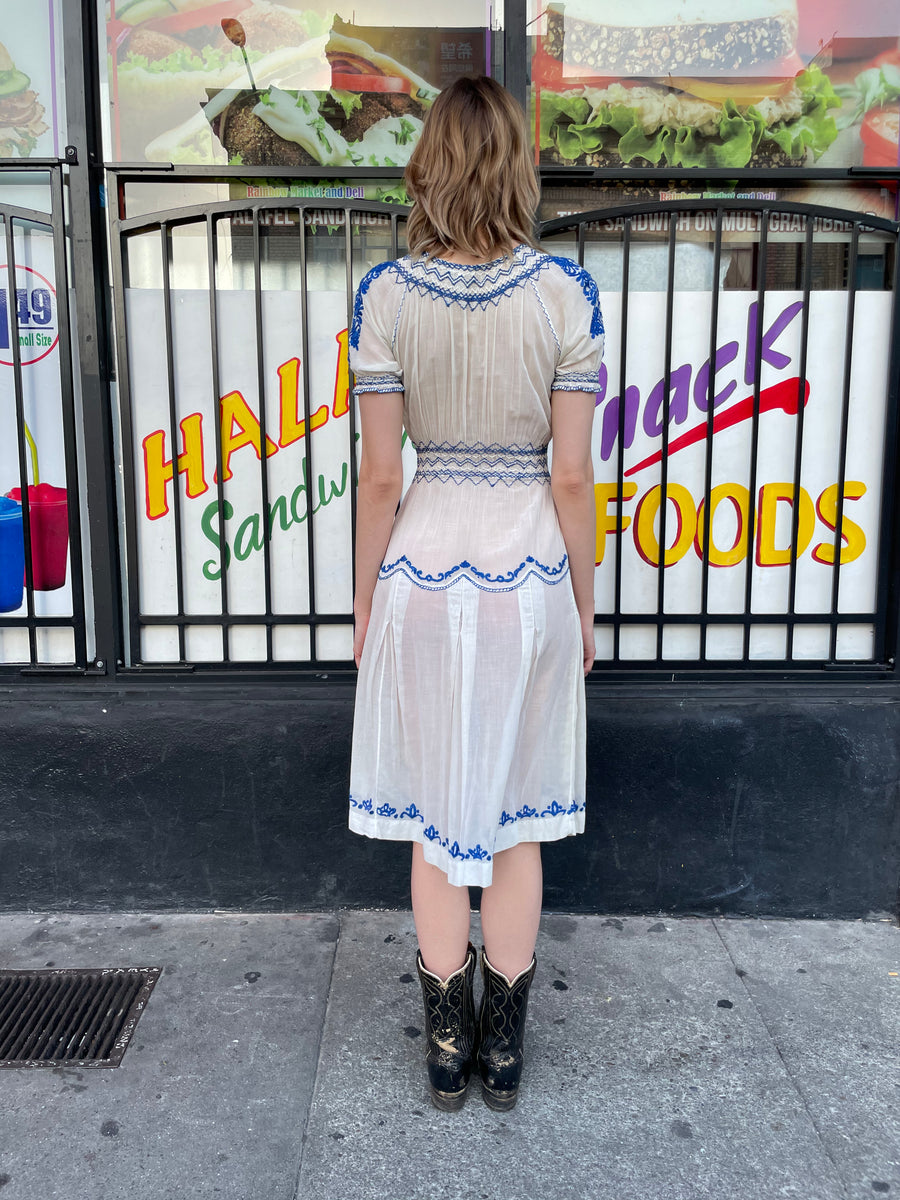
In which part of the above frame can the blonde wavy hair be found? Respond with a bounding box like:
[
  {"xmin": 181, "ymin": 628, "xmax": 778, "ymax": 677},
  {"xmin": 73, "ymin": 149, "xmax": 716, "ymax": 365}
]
[{"xmin": 404, "ymin": 76, "xmax": 540, "ymax": 260}]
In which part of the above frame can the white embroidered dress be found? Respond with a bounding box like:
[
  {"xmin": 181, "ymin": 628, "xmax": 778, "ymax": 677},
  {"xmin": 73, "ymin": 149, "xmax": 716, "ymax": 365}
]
[{"xmin": 348, "ymin": 244, "xmax": 604, "ymax": 887}]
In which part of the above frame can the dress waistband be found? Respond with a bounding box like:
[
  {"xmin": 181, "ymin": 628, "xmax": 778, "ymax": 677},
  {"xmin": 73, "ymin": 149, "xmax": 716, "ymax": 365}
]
[{"xmin": 412, "ymin": 442, "xmax": 550, "ymax": 487}]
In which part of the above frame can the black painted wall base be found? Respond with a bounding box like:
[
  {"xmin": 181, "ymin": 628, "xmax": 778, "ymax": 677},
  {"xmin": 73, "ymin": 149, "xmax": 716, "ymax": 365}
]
[{"xmin": 0, "ymin": 681, "xmax": 897, "ymax": 918}]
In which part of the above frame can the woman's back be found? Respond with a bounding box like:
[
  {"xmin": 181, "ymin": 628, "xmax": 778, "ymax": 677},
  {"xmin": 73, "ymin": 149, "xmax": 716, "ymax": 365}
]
[
  {"xmin": 349, "ymin": 244, "xmax": 603, "ymax": 886},
  {"xmin": 353, "ymin": 245, "xmax": 603, "ymax": 448}
]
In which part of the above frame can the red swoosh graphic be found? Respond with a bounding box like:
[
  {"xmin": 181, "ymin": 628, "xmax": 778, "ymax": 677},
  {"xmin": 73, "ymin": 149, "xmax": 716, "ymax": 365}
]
[{"xmin": 624, "ymin": 377, "xmax": 810, "ymax": 478}]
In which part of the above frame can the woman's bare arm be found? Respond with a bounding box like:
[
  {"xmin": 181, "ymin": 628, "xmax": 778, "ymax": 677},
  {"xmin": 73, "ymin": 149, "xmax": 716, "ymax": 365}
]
[
  {"xmin": 550, "ymin": 390, "xmax": 597, "ymax": 675},
  {"xmin": 353, "ymin": 391, "xmax": 405, "ymax": 666}
]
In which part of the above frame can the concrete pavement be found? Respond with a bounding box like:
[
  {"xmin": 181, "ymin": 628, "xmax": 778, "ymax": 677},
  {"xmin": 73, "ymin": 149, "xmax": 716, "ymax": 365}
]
[{"xmin": 0, "ymin": 910, "xmax": 897, "ymax": 1199}]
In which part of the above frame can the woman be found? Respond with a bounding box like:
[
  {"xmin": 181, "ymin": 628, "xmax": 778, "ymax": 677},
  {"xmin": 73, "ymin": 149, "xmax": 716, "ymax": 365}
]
[{"xmin": 348, "ymin": 75, "xmax": 603, "ymax": 1112}]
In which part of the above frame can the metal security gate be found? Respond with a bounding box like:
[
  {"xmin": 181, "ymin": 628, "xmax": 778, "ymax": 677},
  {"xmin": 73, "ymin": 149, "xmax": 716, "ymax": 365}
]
[
  {"xmin": 110, "ymin": 184, "xmax": 406, "ymax": 671},
  {"xmin": 541, "ymin": 200, "xmax": 900, "ymax": 674},
  {"xmin": 0, "ymin": 164, "xmax": 89, "ymax": 672},
  {"xmin": 109, "ymin": 182, "xmax": 900, "ymax": 679}
]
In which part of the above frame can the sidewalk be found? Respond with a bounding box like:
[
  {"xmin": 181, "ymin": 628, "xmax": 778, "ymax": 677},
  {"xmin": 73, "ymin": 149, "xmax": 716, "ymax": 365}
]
[{"xmin": 0, "ymin": 910, "xmax": 897, "ymax": 1200}]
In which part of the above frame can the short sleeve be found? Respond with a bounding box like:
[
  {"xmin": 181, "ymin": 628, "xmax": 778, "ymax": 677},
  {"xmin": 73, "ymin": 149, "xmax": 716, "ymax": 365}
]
[
  {"xmin": 551, "ymin": 262, "xmax": 605, "ymax": 392},
  {"xmin": 348, "ymin": 262, "xmax": 404, "ymax": 396}
]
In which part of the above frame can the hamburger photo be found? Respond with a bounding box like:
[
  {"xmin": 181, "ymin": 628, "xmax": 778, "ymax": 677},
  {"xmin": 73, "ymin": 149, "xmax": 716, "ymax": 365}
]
[
  {"xmin": 537, "ymin": 0, "xmax": 842, "ymax": 168},
  {"xmin": 0, "ymin": 41, "xmax": 48, "ymax": 158}
]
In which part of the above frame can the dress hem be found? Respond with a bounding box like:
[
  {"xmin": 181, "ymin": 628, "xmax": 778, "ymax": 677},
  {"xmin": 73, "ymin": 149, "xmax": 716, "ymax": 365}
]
[{"xmin": 348, "ymin": 807, "xmax": 586, "ymax": 888}]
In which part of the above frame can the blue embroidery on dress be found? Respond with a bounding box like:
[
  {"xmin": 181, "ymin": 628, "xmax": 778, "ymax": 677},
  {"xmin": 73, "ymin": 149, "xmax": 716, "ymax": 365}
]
[
  {"xmin": 351, "ymin": 792, "xmax": 583, "ymax": 863},
  {"xmin": 349, "ymin": 259, "xmax": 396, "ymax": 350},
  {"xmin": 350, "ymin": 248, "xmax": 604, "ymax": 348},
  {"xmin": 499, "ymin": 799, "xmax": 586, "ymax": 826},
  {"xmin": 414, "ymin": 441, "xmax": 550, "ymax": 487},
  {"xmin": 552, "ymin": 369, "xmax": 602, "ymax": 391},
  {"xmin": 395, "ymin": 247, "xmax": 558, "ymax": 313},
  {"xmin": 353, "ymin": 372, "xmax": 404, "ymax": 395},
  {"xmin": 548, "ymin": 256, "xmax": 605, "ymax": 339},
  {"xmin": 379, "ymin": 552, "xmax": 569, "ymax": 593}
]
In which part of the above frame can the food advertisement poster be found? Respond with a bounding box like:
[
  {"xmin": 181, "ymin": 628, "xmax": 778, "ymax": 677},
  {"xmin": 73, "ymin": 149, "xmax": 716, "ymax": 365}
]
[
  {"xmin": 124, "ymin": 281, "xmax": 891, "ymax": 665},
  {"xmin": 0, "ymin": 228, "xmax": 74, "ymax": 664},
  {"xmin": 0, "ymin": 0, "xmax": 63, "ymax": 159},
  {"xmin": 534, "ymin": 0, "xmax": 900, "ymax": 171},
  {"xmin": 105, "ymin": 0, "xmax": 488, "ymax": 167}
]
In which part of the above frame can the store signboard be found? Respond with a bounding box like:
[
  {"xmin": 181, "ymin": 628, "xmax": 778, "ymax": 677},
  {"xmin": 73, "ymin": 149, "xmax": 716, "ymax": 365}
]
[
  {"xmin": 104, "ymin": 1, "xmax": 487, "ymax": 167},
  {"xmin": 533, "ymin": 0, "xmax": 900, "ymax": 171},
  {"xmin": 125, "ymin": 281, "xmax": 891, "ymax": 664}
]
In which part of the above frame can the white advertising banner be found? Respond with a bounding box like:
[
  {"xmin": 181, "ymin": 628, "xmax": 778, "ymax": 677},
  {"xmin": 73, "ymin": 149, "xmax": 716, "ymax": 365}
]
[{"xmin": 126, "ymin": 284, "xmax": 892, "ymax": 664}]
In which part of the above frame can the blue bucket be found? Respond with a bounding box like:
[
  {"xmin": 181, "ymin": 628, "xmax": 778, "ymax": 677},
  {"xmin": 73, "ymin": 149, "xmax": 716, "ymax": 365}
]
[{"xmin": 0, "ymin": 496, "xmax": 25, "ymax": 613}]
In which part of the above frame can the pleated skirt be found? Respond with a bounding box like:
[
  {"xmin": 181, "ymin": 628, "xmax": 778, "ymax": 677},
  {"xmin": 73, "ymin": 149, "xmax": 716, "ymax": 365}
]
[{"xmin": 349, "ymin": 567, "xmax": 587, "ymax": 887}]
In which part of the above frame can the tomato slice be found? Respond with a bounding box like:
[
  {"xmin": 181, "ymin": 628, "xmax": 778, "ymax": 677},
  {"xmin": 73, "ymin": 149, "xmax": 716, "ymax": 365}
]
[
  {"xmin": 861, "ymin": 107, "xmax": 900, "ymax": 167},
  {"xmin": 330, "ymin": 71, "xmax": 409, "ymax": 94},
  {"xmin": 145, "ymin": 0, "xmax": 245, "ymax": 34},
  {"xmin": 871, "ymin": 48, "xmax": 900, "ymax": 71}
]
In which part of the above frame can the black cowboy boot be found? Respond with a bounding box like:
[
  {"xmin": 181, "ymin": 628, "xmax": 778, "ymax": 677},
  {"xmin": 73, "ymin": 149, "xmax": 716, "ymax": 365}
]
[
  {"xmin": 477, "ymin": 947, "xmax": 537, "ymax": 1111},
  {"xmin": 415, "ymin": 942, "xmax": 477, "ymax": 1111}
]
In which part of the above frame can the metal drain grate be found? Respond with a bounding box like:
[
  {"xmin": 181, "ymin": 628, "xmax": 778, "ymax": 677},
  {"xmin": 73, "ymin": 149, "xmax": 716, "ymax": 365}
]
[{"xmin": 0, "ymin": 967, "xmax": 161, "ymax": 1068}]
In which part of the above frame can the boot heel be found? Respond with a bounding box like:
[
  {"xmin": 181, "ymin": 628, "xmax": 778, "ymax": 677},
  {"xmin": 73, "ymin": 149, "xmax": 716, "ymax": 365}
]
[
  {"xmin": 429, "ymin": 1086, "xmax": 469, "ymax": 1112},
  {"xmin": 480, "ymin": 1084, "xmax": 520, "ymax": 1112}
]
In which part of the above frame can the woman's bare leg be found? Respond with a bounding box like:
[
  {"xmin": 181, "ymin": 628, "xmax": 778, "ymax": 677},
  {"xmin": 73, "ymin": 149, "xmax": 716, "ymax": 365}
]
[
  {"xmin": 411, "ymin": 842, "xmax": 472, "ymax": 979},
  {"xmin": 480, "ymin": 842, "xmax": 543, "ymax": 979}
]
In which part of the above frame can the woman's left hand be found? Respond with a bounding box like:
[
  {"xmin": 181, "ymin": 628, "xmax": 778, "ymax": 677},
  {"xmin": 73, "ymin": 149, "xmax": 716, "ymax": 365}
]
[{"xmin": 353, "ymin": 608, "xmax": 370, "ymax": 668}]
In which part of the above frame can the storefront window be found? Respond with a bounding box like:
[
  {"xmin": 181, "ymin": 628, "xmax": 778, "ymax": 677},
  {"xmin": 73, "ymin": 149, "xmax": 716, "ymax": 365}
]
[
  {"xmin": 101, "ymin": 1, "xmax": 501, "ymax": 169},
  {"xmin": 529, "ymin": 0, "xmax": 900, "ymax": 172}
]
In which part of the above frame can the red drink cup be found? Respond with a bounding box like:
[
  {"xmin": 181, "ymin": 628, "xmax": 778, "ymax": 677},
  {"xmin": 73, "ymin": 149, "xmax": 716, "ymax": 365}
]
[{"xmin": 6, "ymin": 484, "xmax": 69, "ymax": 591}]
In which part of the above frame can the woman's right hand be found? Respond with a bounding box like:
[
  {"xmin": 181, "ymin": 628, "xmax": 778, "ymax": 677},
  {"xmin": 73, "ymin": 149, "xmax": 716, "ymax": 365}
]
[{"xmin": 581, "ymin": 613, "xmax": 595, "ymax": 676}]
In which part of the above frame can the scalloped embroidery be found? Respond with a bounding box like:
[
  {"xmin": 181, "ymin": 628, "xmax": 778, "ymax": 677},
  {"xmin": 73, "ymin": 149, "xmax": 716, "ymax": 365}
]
[{"xmin": 378, "ymin": 552, "xmax": 569, "ymax": 592}]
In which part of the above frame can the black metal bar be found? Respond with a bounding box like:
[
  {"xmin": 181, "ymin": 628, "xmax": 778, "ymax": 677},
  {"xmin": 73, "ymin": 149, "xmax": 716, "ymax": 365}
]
[
  {"xmin": 828, "ymin": 224, "xmax": 860, "ymax": 661},
  {"xmin": 503, "ymin": 0, "xmax": 527, "ymax": 107},
  {"xmin": 655, "ymin": 215, "xmax": 678, "ymax": 659},
  {"xmin": 252, "ymin": 214, "xmax": 274, "ymax": 661},
  {"xmin": 107, "ymin": 183, "xmax": 143, "ymax": 668},
  {"xmin": 206, "ymin": 215, "xmax": 230, "ymax": 663},
  {"xmin": 742, "ymin": 210, "xmax": 771, "ymax": 662},
  {"xmin": 102, "ymin": 165, "xmax": 900, "ymax": 186},
  {"xmin": 49, "ymin": 166, "xmax": 88, "ymax": 667},
  {"xmin": 159, "ymin": 222, "xmax": 186, "ymax": 662},
  {"xmin": 64, "ymin": 0, "xmax": 121, "ymax": 673},
  {"xmin": 785, "ymin": 216, "xmax": 816, "ymax": 660},
  {"xmin": 699, "ymin": 208, "xmax": 724, "ymax": 662},
  {"xmin": 5, "ymin": 217, "xmax": 37, "ymax": 663},
  {"xmin": 298, "ymin": 212, "xmax": 317, "ymax": 660},
  {"xmin": 539, "ymin": 166, "xmax": 900, "ymax": 184},
  {"xmin": 140, "ymin": 612, "xmax": 353, "ymax": 626},
  {"xmin": 875, "ymin": 239, "xmax": 900, "ymax": 669},
  {"xmin": 612, "ymin": 218, "xmax": 631, "ymax": 663},
  {"xmin": 346, "ymin": 214, "xmax": 359, "ymax": 613}
]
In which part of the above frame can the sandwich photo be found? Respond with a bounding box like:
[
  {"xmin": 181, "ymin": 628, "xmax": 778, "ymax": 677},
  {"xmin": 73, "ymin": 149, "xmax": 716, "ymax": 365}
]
[
  {"xmin": 109, "ymin": 0, "xmax": 331, "ymax": 158},
  {"xmin": 204, "ymin": 30, "xmax": 438, "ymax": 167},
  {"xmin": 0, "ymin": 41, "xmax": 48, "ymax": 159},
  {"xmin": 536, "ymin": 1, "xmax": 842, "ymax": 168}
]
